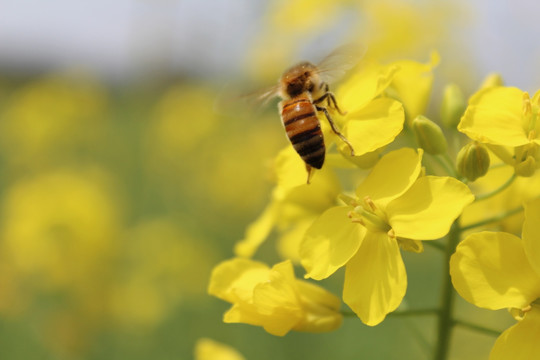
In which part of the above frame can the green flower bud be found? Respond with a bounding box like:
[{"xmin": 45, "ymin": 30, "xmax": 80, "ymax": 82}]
[
  {"xmin": 411, "ymin": 115, "xmax": 448, "ymax": 155},
  {"xmin": 441, "ymin": 83, "xmax": 466, "ymax": 128},
  {"xmin": 456, "ymin": 142, "xmax": 490, "ymax": 181}
]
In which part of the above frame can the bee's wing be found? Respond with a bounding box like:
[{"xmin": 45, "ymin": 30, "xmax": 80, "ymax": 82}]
[
  {"xmin": 316, "ymin": 43, "xmax": 367, "ymax": 85},
  {"xmin": 244, "ymin": 83, "xmax": 281, "ymax": 107},
  {"xmin": 213, "ymin": 82, "xmax": 280, "ymax": 118}
]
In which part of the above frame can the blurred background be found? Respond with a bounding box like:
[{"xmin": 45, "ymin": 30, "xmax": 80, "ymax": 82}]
[{"xmin": 0, "ymin": 0, "xmax": 538, "ymax": 359}]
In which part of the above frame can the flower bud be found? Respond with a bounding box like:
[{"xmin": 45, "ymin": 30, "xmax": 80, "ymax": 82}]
[
  {"xmin": 411, "ymin": 115, "xmax": 448, "ymax": 155},
  {"xmin": 456, "ymin": 142, "xmax": 490, "ymax": 181},
  {"xmin": 441, "ymin": 83, "xmax": 466, "ymax": 128},
  {"xmin": 479, "ymin": 73, "xmax": 504, "ymax": 90}
]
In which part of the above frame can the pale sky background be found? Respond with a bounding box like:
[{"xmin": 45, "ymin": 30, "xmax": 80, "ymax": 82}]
[{"xmin": 0, "ymin": 0, "xmax": 539, "ymax": 92}]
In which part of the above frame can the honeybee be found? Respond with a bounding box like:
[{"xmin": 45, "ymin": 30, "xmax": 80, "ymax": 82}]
[{"xmin": 259, "ymin": 46, "xmax": 361, "ymax": 183}]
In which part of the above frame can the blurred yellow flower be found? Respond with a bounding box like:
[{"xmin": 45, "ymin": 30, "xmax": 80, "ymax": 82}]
[
  {"xmin": 0, "ymin": 169, "xmax": 121, "ymax": 291},
  {"xmin": 360, "ymin": 1, "xmax": 456, "ymax": 61},
  {"xmin": 109, "ymin": 218, "xmax": 217, "ymax": 329},
  {"xmin": 0, "ymin": 72, "xmax": 107, "ymax": 168},
  {"xmin": 300, "ymin": 148, "xmax": 473, "ymax": 325},
  {"xmin": 195, "ymin": 338, "xmax": 246, "ymax": 360},
  {"xmin": 450, "ymin": 198, "xmax": 540, "ymax": 359},
  {"xmin": 208, "ymin": 258, "xmax": 342, "ymax": 336},
  {"xmin": 146, "ymin": 83, "xmax": 282, "ymax": 216}
]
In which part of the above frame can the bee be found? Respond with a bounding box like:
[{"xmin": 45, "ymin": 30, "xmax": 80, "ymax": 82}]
[{"xmin": 258, "ymin": 46, "xmax": 360, "ymax": 183}]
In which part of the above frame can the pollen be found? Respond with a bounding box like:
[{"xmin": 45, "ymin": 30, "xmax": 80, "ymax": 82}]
[
  {"xmin": 347, "ymin": 210, "xmax": 365, "ymax": 225},
  {"xmin": 522, "ymin": 92, "xmax": 532, "ymax": 118},
  {"xmin": 363, "ymin": 196, "xmax": 377, "ymax": 212}
]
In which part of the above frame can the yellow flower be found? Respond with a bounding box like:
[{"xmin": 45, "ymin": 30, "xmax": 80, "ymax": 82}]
[
  {"xmin": 109, "ymin": 218, "xmax": 217, "ymax": 329},
  {"xmin": 195, "ymin": 338, "xmax": 246, "ymax": 360},
  {"xmin": 335, "ymin": 60, "xmax": 405, "ymax": 161},
  {"xmin": 386, "ymin": 51, "xmax": 440, "ymax": 124},
  {"xmin": 208, "ymin": 258, "xmax": 342, "ymax": 336},
  {"xmin": 0, "ymin": 169, "xmax": 120, "ymax": 291},
  {"xmin": 145, "ymin": 84, "xmax": 282, "ymax": 216},
  {"xmin": 0, "ymin": 72, "xmax": 107, "ymax": 169},
  {"xmin": 450, "ymin": 198, "xmax": 540, "ymax": 359},
  {"xmin": 300, "ymin": 148, "xmax": 474, "ymax": 325},
  {"xmin": 458, "ymin": 87, "xmax": 540, "ymax": 176},
  {"xmin": 234, "ymin": 146, "xmax": 341, "ymax": 260}
]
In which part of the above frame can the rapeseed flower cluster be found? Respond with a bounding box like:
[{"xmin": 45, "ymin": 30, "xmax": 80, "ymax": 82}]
[{"xmin": 208, "ymin": 41, "xmax": 540, "ymax": 359}]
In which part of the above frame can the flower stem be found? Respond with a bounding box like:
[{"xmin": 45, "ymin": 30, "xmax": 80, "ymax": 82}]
[
  {"xmin": 433, "ymin": 221, "xmax": 460, "ymax": 360},
  {"xmin": 442, "ymin": 153, "xmax": 459, "ymax": 178},
  {"xmin": 474, "ymin": 173, "xmax": 517, "ymax": 201},
  {"xmin": 453, "ymin": 319, "xmax": 502, "ymax": 337},
  {"xmin": 430, "ymin": 153, "xmax": 457, "ymax": 177},
  {"xmin": 460, "ymin": 205, "xmax": 523, "ymax": 232}
]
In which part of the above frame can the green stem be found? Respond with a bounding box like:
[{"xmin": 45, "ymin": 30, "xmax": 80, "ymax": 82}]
[
  {"xmin": 474, "ymin": 173, "xmax": 517, "ymax": 201},
  {"xmin": 430, "ymin": 154, "xmax": 456, "ymax": 177},
  {"xmin": 453, "ymin": 319, "xmax": 502, "ymax": 337},
  {"xmin": 389, "ymin": 308, "xmax": 439, "ymax": 317},
  {"xmin": 460, "ymin": 205, "xmax": 523, "ymax": 232},
  {"xmin": 442, "ymin": 153, "xmax": 459, "ymax": 178},
  {"xmin": 433, "ymin": 221, "xmax": 461, "ymax": 360}
]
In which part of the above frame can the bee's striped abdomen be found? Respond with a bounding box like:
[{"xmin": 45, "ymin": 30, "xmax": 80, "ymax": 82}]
[{"xmin": 281, "ymin": 96, "xmax": 325, "ymax": 169}]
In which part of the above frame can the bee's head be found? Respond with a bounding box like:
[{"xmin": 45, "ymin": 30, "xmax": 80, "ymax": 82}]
[{"xmin": 280, "ymin": 62, "xmax": 320, "ymax": 98}]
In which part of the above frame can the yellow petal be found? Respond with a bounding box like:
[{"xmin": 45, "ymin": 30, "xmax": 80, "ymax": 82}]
[
  {"xmin": 356, "ymin": 148, "xmax": 422, "ymax": 207},
  {"xmin": 450, "ymin": 232, "xmax": 540, "ymax": 310},
  {"xmin": 340, "ymin": 98, "xmax": 404, "ymax": 156},
  {"xmin": 222, "ymin": 260, "xmax": 302, "ymax": 336},
  {"xmin": 300, "ymin": 206, "xmax": 366, "ymax": 280},
  {"xmin": 490, "ymin": 306, "xmax": 540, "ymax": 360},
  {"xmin": 207, "ymin": 258, "xmax": 269, "ymax": 303},
  {"xmin": 275, "ymin": 146, "xmax": 310, "ymax": 191},
  {"xmin": 523, "ymin": 198, "xmax": 540, "ymax": 277},
  {"xmin": 387, "ymin": 176, "xmax": 474, "ymax": 240},
  {"xmin": 273, "ymin": 145, "xmax": 342, "ymax": 197},
  {"xmin": 458, "ymin": 87, "xmax": 529, "ymax": 147},
  {"xmin": 487, "ymin": 144, "xmax": 515, "ymax": 166},
  {"xmin": 223, "ymin": 302, "xmax": 297, "ymax": 337},
  {"xmin": 252, "ymin": 260, "xmax": 299, "ymax": 315},
  {"xmin": 293, "ymin": 280, "xmax": 343, "ymax": 333},
  {"xmin": 276, "ymin": 218, "xmax": 314, "ymax": 263},
  {"xmin": 195, "ymin": 338, "xmax": 246, "ymax": 360},
  {"xmin": 390, "ymin": 51, "xmax": 439, "ymax": 123},
  {"xmin": 343, "ymin": 231, "xmax": 407, "ymax": 326},
  {"xmin": 234, "ymin": 202, "xmax": 277, "ymax": 258},
  {"xmin": 337, "ymin": 62, "xmax": 400, "ymax": 114}
]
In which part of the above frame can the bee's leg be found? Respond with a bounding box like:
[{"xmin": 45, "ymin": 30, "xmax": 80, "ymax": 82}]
[
  {"xmin": 313, "ymin": 91, "xmax": 347, "ymax": 116},
  {"xmin": 316, "ymin": 105, "xmax": 355, "ymax": 156},
  {"xmin": 305, "ymin": 164, "xmax": 314, "ymax": 184}
]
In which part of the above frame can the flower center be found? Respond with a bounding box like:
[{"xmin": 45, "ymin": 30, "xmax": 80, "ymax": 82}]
[
  {"xmin": 348, "ymin": 196, "xmax": 391, "ymax": 233},
  {"xmin": 513, "ymin": 142, "xmax": 538, "ymax": 176}
]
